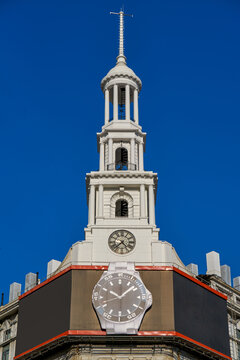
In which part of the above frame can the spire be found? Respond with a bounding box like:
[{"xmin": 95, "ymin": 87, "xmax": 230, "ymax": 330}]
[{"xmin": 110, "ymin": 9, "xmax": 133, "ymax": 64}]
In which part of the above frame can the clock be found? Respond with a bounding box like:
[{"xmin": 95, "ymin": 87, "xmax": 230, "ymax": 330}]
[
  {"xmin": 108, "ymin": 230, "xmax": 136, "ymax": 254},
  {"xmin": 92, "ymin": 271, "xmax": 152, "ymax": 325}
]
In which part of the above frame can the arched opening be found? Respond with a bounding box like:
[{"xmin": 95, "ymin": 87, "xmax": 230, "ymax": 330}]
[
  {"xmin": 115, "ymin": 147, "xmax": 128, "ymax": 170},
  {"xmin": 110, "ymin": 192, "xmax": 133, "ymax": 218},
  {"xmin": 115, "ymin": 199, "xmax": 128, "ymax": 217}
]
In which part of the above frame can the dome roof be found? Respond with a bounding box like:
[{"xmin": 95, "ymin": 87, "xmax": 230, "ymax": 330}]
[{"xmin": 101, "ymin": 59, "xmax": 142, "ymax": 91}]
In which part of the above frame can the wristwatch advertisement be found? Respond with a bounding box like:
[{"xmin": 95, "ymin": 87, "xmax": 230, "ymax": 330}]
[{"xmin": 92, "ymin": 262, "xmax": 152, "ymax": 334}]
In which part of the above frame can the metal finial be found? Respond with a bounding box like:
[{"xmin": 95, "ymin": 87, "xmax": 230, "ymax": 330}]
[{"xmin": 110, "ymin": 9, "xmax": 133, "ymax": 63}]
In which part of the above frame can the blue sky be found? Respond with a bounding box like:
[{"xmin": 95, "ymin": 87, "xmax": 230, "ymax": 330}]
[{"xmin": 0, "ymin": 0, "xmax": 240, "ymax": 302}]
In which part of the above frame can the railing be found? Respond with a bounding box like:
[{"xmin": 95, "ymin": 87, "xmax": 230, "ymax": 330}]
[
  {"xmin": 108, "ymin": 117, "xmax": 135, "ymax": 122},
  {"xmin": 107, "ymin": 162, "xmax": 137, "ymax": 171}
]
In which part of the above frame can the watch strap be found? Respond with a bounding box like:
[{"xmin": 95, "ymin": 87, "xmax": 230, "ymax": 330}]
[
  {"xmin": 105, "ymin": 262, "xmax": 138, "ymax": 334},
  {"xmin": 96, "ymin": 261, "xmax": 149, "ymax": 335},
  {"xmin": 105, "ymin": 322, "xmax": 137, "ymax": 335},
  {"xmin": 108, "ymin": 262, "xmax": 135, "ymax": 272}
]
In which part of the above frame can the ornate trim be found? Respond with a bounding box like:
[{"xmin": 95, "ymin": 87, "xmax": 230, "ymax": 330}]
[{"xmin": 110, "ymin": 191, "xmax": 134, "ymax": 217}]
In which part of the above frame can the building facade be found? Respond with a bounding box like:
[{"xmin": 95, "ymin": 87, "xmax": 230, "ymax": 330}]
[{"xmin": 0, "ymin": 10, "xmax": 239, "ymax": 360}]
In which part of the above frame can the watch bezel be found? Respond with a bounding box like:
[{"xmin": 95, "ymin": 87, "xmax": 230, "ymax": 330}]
[{"xmin": 92, "ymin": 272, "xmax": 150, "ymax": 324}]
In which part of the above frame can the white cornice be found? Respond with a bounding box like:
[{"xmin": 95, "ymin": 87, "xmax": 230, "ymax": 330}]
[
  {"xmin": 101, "ymin": 65, "xmax": 142, "ymax": 91},
  {"xmin": 86, "ymin": 171, "xmax": 158, "ymax": 179}
]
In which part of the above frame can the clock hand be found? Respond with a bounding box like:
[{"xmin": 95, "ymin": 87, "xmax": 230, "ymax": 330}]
[
  {"xmin": 113, "ymin": 242, "xmax": 122, "ymax": 250},
  {"xmin": 102, "ymin": 296, "xmax": 119, "ymax": 303},
  {"xmin": 119, "ymin": 286, "xmax": 134, "ymax": 298},
  {"xmin": 112, "ymin": 238, "xmax": 124, "ymax": 251},
  {"xmin": 109, "ymin": 290, "xmax": 120, "ymax": 298}
]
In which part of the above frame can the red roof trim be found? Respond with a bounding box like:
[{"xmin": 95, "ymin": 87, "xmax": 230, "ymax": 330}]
[
  {"xmin": 19, "ymin": 265, "xmax": 227, "ymax": 301},
  {"xmin": 176, "ymin": 331, "xmax": 231, "ymax": 360},
  {"xmin": 172, "ymin": 266, "xmax": 227, "ymax": 300},
  {"xmin": 138, "ymin": 331, "xmax": 231, "ymax": 359},
  {"xmin": 19, "ymin": 265, "xmax": 108, "ymax": 299},
  {"xmin": 135, "ymin": 266, "xmax": 174, "ymax": 271},
  {"xmin": 14, "ymin": 330, "xmax": 231, "ymax": 360},
  {"xmin": 14, "ymin": 331, "xmax": 69, "ymax": 359}
]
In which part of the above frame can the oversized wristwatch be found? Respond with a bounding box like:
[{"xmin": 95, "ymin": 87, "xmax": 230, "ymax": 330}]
[{"xmin": 92, "ymin": 262, "xmax": 152, "ymax": 334}]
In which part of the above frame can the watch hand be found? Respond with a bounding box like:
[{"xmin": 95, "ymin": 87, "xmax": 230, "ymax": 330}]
[
  {"xmin": 119, "ymin": 286, "xmax": 134, "ymax": 298},
  {"xmin": 102, "ymin": 296, "xmax": 119, "ymax": 303},
  {"xmin": 109, "ymin": 290, "xmax": 120, "ymax": 298}
]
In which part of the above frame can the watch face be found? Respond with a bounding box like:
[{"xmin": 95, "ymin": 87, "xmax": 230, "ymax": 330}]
[
  {"xmin": 108, "ymin": 230, "xmax": 136, "ymax": 254},
  {"xmin": 92, "ymin": 272, "xmax": 151, "ymax": 323}
]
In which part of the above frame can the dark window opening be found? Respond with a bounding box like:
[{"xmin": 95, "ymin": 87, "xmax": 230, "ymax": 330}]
[
  {"xmin": 238, "ymin": 343, "xmax": 240, "ymax": 360},
  {"xmin": 115, "ymin": 199, "xmax": 128, "ymax": 217},
  {"xmin": 3, "ymin": 329, "xmax": 11, "ymax": 342},
  {"xmin": 118, "ymin": 87, "xmax": 125, "ymax": 120},
  {"xmin": 115, "ymin": 147, "xmax": 128, "ymax": 170},
  {"xmin": 2, "ymin": 345, "xmax": 9, "ymax": 360}
]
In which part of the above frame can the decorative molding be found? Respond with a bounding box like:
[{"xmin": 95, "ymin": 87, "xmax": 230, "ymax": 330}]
[
  {"xmin": 110, "ymin": 191, "xmax": 134, "ymax": 218},
  {"xmin": 86, "ymin": 172, "xmax": 158, "ymax": 179},
  {"xmin": 101, "ymin": 73, "xmax": 142, "ymax": 92}
]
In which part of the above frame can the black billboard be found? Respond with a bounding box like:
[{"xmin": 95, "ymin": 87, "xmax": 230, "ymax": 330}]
[
  {"xmin": 16, "ymin": 270, "xmax": 71, "ymax": 356},
  {"xmin": 15, "ymin": 267, "xmax": 231, "ymax": 359},
  {"xmin": 173, "ymin": 270, "xmax": 230, "ymax": 357}
]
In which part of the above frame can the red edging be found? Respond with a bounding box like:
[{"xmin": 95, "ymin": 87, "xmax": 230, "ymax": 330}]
[
  {"xmin": 14, "ymin": 330, "xmax": 231, "ymax": 360},
  {"xmin": 172, "ymin": 266, "xmax": 227, "ymax": 300},
  {"xmin": 19, "ymin": 265, "xmax": 227, "ymax": 300},
  {"xmin": 19, "ymin": 265, "xmax": 108, "ymax": 300}
]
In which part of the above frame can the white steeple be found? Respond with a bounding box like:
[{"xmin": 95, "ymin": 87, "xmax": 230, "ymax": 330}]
[
  {"xmin": 57, "ymin": 10, "xmax": 188, "ymax": 273},
  {"xmin": 109, "ymin": 10, "xmax": 130, "ymax": 64},
  {"xmin": 83, "ymin": 9, "xmax": 160, "ymax": 263},
  {"xmin": 101, "ymin": 10, "xmax": 141, "ymax": 126}
]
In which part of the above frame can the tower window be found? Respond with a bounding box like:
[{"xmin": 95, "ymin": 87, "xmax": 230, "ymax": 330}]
[
  {"xmin": 118, "ymin": 87, "xmax": 125, "ymax": 119},
  {"xmin": 115, "ymin": 199, "xmax": 128, "ymax": 217},
  {"xmin": 115, "ymin": 147, "xmax": 128, "ymax": 170}
]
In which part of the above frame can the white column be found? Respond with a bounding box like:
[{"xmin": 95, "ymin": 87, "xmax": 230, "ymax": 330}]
[
  {"xmin": 221, "ymin": 265, "xmax": 231, "ymax": 286},
  {"xmin": 233, "ymin": 277, "xmax": 240, "ymax": 291},
  {"xmin": 113, "ymin": 84, "xmax": 118, "ymax": 121},
  {"xmin": 98, "ymin": 184, "xmax": 103, "ymax": 218},
  {"xmin": 148, "ymin": 184, "xmax": 155, "ymax": 225},
  {"xmin": 47, "ymin": 260, "xmax": 61, "ymax": 279},
  {"xmin": 140, "ymin": 184, "xmax": 146, "ymax": 218},
  {"xmin": 108, "ymin": 138, "xmax": 113, "ymax": 168},
  {"xmin": 99, "ymin": 141, "xmax": 104, "ymax": 171},
  {"xmin": 88, "ymin": 184, "xmax": 95, "ymax": 225},
  {"xmin": 9, "ymin": 282, "xmax": 21, "ymax": 302},
  {"xmin": 104, "ymin": 89, "xmax": 109, "ymax": 125},
  {"xmin": 131, "ymin": 138, "xmax": 135, "ymax": 168},
  {"xmin": 125, "ymin": 84, "xmax": 130, "ymax": 121},
  {"xmin": 134, "ymin": 88, "xmax": 139, "ymax": 124},
  {"xmin": 206, "ymin": 251, "xmax": 221, "ymax": 276},
  {"xmin": 139, "ymin": 142, "xmax": 144, "ymax": 171}
]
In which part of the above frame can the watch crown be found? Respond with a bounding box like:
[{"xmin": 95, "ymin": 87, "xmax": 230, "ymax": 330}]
[{"xmin": 148, "ymin": 293, "xmax": 153, "ymax": 306}]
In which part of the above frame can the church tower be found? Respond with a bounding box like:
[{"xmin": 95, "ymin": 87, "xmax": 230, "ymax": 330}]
[
  {"xmin": 84, "ymin": 11, "xmax": 159, "ymax": 264},
  {"xmin": 59, "ymin": 10, "xmax": 185, "ymax": 268}
]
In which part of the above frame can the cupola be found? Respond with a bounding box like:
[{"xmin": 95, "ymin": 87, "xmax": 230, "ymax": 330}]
[{"xmin": 101, "ymin": 10, "xmax": 141, "ymax": 125}]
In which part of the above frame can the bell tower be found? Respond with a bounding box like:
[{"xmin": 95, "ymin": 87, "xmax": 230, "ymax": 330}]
[
  {"xmin": 59, "ymin": 10, "xmax": 186, "ymax": 269},
  {"xmin": 84, "ymin": 10, "xmax": 159, "ymax": 264}
]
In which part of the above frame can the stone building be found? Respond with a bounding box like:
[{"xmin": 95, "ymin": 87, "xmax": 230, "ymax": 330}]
[
  {"xmin": 0, "ymin": 298, "xmax": 18, "ymax": 360},
  {"xmin": 0, "ymin": 9, "xmax": 239, "ymax": 360}
]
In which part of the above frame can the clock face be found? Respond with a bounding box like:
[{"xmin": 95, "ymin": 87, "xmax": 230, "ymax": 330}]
[
  {"xmin": 108, "ymin": 230, "xmax": 136, "ymax": 254},
  {"xmin": 92, "ymin": 272, "xmax": 151, "ymax": 323}
]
